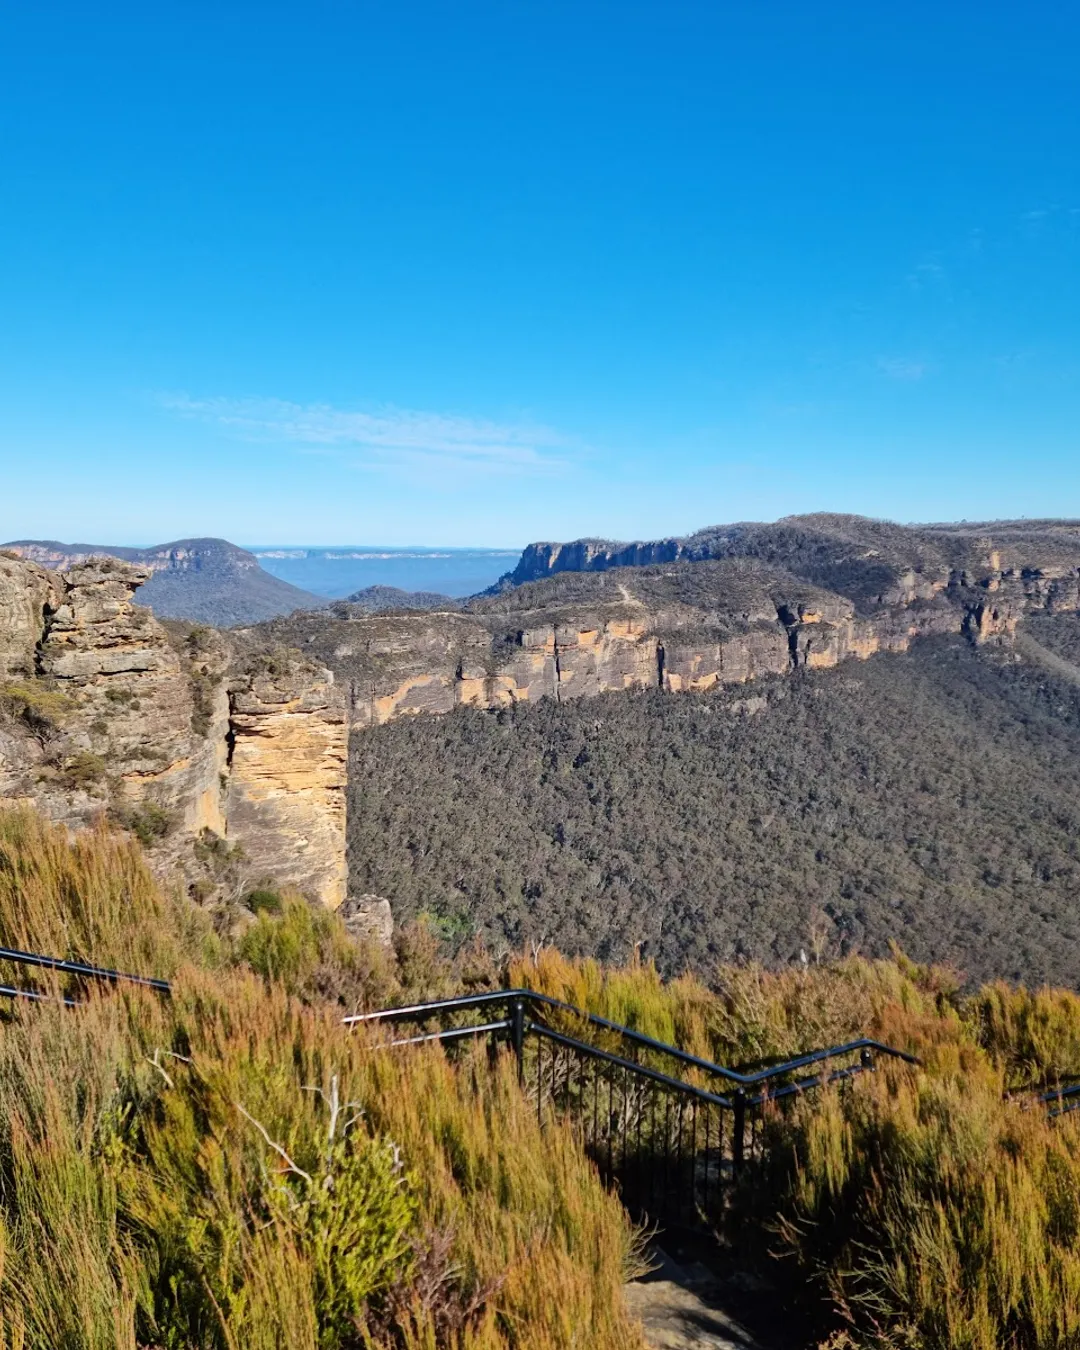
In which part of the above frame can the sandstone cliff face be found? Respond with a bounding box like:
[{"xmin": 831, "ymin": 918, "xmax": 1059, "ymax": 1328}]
[
  {"xmin": 0, "ymin": 555, "xmax": 346, "ymax": 908},
  {"xmin": 1, "ymin": 558, "xmax": 218, "ymax": 830},
  {"xmin": 502, "ymin": 537, "xmax": 683, "ymax": 588},
  {"xmin": 35, "ymin": 560, "xmax": 221, "ymax": 828},
  {"xmin": 226, "ymin": 664, "xmax": 348, "ymax": 909},
  {"xmin": 0, "ymin": 554, "xmax": 58, "ymax": 676},
  {"xmin": 250, "ymin": 542, "xmax": 1080, "ymax": 740},
  {"xmin": 496, "ymin": 515, "xmax": 1080, "ymax": 624}
]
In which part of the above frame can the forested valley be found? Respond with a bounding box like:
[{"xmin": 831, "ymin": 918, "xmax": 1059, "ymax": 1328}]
[{"xmin": 349, "ymin": 625, "xmax": 1080, "ymax": 986}]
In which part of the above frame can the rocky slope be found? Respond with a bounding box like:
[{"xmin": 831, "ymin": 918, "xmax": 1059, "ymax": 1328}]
[
  {"xmin": 3, "ymin": 538, "xmax": 322, "ymax": 625},
  {"xmin": 0, "ymin": 553, "xmax": 346, "ymax": 907}
]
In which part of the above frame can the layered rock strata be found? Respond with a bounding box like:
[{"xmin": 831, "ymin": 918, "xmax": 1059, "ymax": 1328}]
[
  {"xmin": 254, "ymin": 547, "xmax": 1080, "ymax": 732},
  {"xmin": 0, "ymin": 555, "xmax": 346, "ymax": 907},
  {"xmin": 226, "ymin": 665, "xmax": 348, "ymax": 909}
]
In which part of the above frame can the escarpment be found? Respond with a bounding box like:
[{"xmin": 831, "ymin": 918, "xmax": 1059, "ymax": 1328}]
[
  {"xmin": 0, "ymin": 554, "xmax": 346, "ymax": 907},
  {"xmin": 251, "ymin": 535, "xmax": 1080, "ymax": 731},
  {"xmin": 4, "ymin": 515, "xmax": 1080, "ymax": 924}
]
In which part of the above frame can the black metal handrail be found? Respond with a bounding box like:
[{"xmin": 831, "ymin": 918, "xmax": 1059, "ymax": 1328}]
[
  {"xmin": 346, "ymin": 987, "xmax": 919, "ymax": 1088},
  {"xmin": 0, "ymin": 945, "xmax": 920, "ymax": 1232},
  {"xmin": 532, "ymin": 1020, "xmax": 737, "ymax": 1109},
  {"xmin": 1039, "ymin": 1081, "xmax": 1080, "ymax": 1117},
  {"xmin": 0, "ymin": 946, "xmax": 172, "ymax": 1000},
  {"xmin": 350, "ymin": 986, "xmax": 922, "ymax": 1221},
  {"xmin": 0, "ymin": 949, "xmax": 918, "ymax": 1100}
]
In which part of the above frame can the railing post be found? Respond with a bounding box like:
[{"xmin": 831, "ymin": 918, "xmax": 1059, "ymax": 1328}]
[
  {"xmin": 510, "ymin": 1000, "xmax": 526, "ymax": 1084},
  {"xmin": 732, "ymin": 1089, "xmax": 746, "ymax": 1176}
]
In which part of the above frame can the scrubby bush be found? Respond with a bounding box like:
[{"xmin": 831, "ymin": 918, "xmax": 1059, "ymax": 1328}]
[
  {"xmin": 244, "ymin": 884, "xmax": 284, "ymax": 914},
  {"xmin": 0, "ymin": 679, "xmax": 77, "ymax": 741},
  {"xmin": 9, "ymin": 806, "xmax": 1080, "ymax": 1347},
  {"xmin": 61, "ymin": 749, "xmax": 109, "ymax": 787},
  {"xmin": 0, "ymin": 808, "xmax": 646, "ymax": 1349},
  {"xmin": 513, "ymin": 945, "xmax": 1080, "ymax": 1349},
  {"xmin": 114, "ymin": 801, "xmax": 175, "ymax": 848}
]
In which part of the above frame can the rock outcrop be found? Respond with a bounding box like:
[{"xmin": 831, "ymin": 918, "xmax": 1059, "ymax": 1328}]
[
  {"xmin": 491, "ymin": 536, "xmax": 683, "ymax": 590},
  {"xmin": 0, "ymin": 553, "xmax": 59, "ymax": 677},
  {"xmin": 0, "ymin": 555, "xmax": 346, "ymax": 907},
  {"xmin": 226, "ymin": 663, "xmax": 348, "ymax": 909},
  {"xmin": 339, "ymin": 893, "xmax": 394, "ymax": 945}
]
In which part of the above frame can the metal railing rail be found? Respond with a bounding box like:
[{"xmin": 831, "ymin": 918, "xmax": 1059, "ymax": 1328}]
[
  {"xmin": 346, "ymin": 987, "xmax": 919, "ymax": 1088},
  {"xmin": 1039, "ymin": 1082, "xmax": 1080, "ymax": 1118},
  {"xmin": 351, "ymin": 987, "xmax": 921, "ymax": 1229},
  {"xmin": 0, "ymin": 946, "xmax": 921, "ymax": 1232},
  {"xmin": 0, "ymin": 946, "xmax": 172, "ymax": 1000}
]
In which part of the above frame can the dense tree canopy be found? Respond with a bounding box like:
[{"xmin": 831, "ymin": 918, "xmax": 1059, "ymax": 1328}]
[{"xmin": 349, "ymin": 629, "xmax": 1080, "ymax": 986}]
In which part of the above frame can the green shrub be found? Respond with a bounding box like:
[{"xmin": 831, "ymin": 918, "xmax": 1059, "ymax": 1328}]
[
  {"xmin": 61, "ymin": 750, "xmax": 108, "ymax": 787},
  {"xmin": 116, "ymin": 801, "xmax": 175, "ymax": 848},
  {"xmin": 0, "ymin": 679, "xmax": 76, "ymax": 740},
  {"xmin": 0, "ymin": 805, "xmax": 217, "ymax": 978},
  {"xmin": 245, "ymin": 886, "xmax": 284, "ymax": 915},
  {"xmin": 0, "ymin": 813, "xmax": 646, "ymax": 1349}
]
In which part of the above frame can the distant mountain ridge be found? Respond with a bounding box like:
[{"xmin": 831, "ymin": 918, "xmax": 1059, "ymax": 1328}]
[
  {"xmin": 1, "ymin": 537, "xmax": 323, "ymax": 626},
  {"xmin": 492, "ymin": 514, "xmax": 1080, "ymax": 608}
]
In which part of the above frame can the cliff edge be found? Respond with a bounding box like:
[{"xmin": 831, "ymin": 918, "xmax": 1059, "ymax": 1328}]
[{"xmin": 0, "ymin": 552, "xmax": 346, "ymax": 907}]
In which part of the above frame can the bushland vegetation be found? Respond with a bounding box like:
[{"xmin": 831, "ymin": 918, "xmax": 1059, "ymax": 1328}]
[
  {"xmin": 6, "ymin": 809, "xmax": 1080, "ymax": 1346},
  {"xmin": 348, "ymin": 635, "xmax": 1080, "ymax": 987},
  {"xmin": 0, "ymin": 808, "xmax": 645, "ymax": 1350},
  {"xmin": 513, "ymin": 946, "xmax": 1080, "ymax": 1350},
  {"xmin": 1027, "ymin": 611, "xmax": 1080, "ymax": 665}
]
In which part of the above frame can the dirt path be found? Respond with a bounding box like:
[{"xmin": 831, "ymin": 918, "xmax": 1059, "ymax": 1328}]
[{"xmin": 625, "ymin": 1250, "xmax": 765, "ymax": 1349}]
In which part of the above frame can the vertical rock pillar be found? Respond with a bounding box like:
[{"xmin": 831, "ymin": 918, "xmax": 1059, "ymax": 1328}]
[{"xmin": 225, "ymin": 662, "xmax": 348, "ymax": 908}]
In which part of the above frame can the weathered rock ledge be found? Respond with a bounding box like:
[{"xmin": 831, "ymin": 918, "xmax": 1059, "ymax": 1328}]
[
  {"xmin": 0, "ymin": 554, "xmax": 347, "ymax": 908},
  {"xmin": 251, "ymin": 550, "xmax": 1080, "ymax": 732}
]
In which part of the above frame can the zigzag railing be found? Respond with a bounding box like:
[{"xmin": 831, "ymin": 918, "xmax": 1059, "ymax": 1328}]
[
  {"xmin": 346, "ymin": 989, "xmax": 920, "ymax": 1231},
  {"xmin": 0, "ymin": 948, "xmax": 923, "ymax": 1231}
]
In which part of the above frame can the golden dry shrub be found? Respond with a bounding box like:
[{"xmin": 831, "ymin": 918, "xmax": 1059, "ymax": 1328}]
[{"xmin": 0, "ymin": 811, "xmax": 645, "ymax": 1350}]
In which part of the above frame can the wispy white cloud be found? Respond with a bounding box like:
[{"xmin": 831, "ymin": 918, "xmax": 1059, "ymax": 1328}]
[
  {"xmin": 160, "ymin": 394, "xmax": 572, "ymax": 477},
  {"xmin": 905, "ymin": 260, "xmax": 947, "ymax": 291},
  {"xmin": 876, "ymin": 356, "xmax": 928, "ymax": 382}
]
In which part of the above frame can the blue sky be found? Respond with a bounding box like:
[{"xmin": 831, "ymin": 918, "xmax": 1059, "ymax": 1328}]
[{"xmin": 1, "ymin": 2, "xmax": 1078, "ymax": 547}]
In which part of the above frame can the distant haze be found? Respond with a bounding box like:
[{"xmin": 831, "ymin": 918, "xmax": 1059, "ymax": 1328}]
[{"xmin": 248, "ymin": 547, "xmax": 519, "ymax": 599}]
